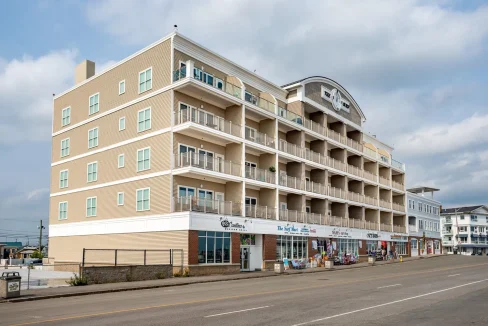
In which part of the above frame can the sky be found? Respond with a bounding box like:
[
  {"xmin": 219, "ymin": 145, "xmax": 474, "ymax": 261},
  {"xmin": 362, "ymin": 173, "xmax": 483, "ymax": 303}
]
[{"xmin": 1, "ymin": 0, "xmax": 488, "ymax": 244}]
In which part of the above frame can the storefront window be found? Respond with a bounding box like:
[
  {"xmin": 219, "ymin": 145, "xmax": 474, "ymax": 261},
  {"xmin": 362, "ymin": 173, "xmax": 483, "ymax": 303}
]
[
  {"xmin": 240, "ymin": 234, "xmax": 256, "ymax": 245},
  {"xmin": 337, "ymin": 239, "xmax": 359, "ymax": 256},
  {"xmin": 276, "ymin": 235, "xmax": 308, "ymax": 260},
  {"xmin": 411, "ymin": 239, "xmax": 418, "ymax": 249},
  {"xmin": 434, "ymin": 241, "xmax": 440, "ymax": 250},
  {"xmin": 366, "ymin": 240, "xmax": 377, "ymax": 253},
  {"xmin": 198, "ymin": 231, "xmax": 231, "ymax": 264},
  {"xmin": 396, "ymin": 242, "xmax": 407, "ymax": 255}
]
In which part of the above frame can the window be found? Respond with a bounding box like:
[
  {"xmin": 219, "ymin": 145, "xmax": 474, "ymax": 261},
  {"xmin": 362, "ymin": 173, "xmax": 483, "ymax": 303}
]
[
  {"xmin": 337, "ymin": 239, "xmax": 359, "ymax": 257},
  {"xmin": 203, "ymin": 72, "xmax": 214, "ymax": 86},
  {"xmin": 459, "ymin": 226, "xmax": 467, "ymax": 232},
  {"xmin": 137, "ymin": 107, "xmax": 151, "ymax": 132},
  {"xmin": 86, "ymin": 197, "xmax": 97, "ymax": 217},
  {"xmin": 117, "ymin": 192, "xmax": 124, "ymax": 206},
  {"xmin": 119, "ymin": 117, "xmax": 126, "ymax": 131},
  {"xmin": 89, "ymin": 93, "xmax": 99, "ymax": 115},
  {"xmin": 178, "ymin": 186, "xmax": 196, "ymax": 198},
  {"xmin": 412, "ymin": 201, "xmax": 415, "ymax": 210},
  {"xmin": 215, "ymin": 78, "xmax": 224, "ymax": 90},
  {"xmin": 245, "ymin": 91, "xmax": 257, "ymax": 105},
  {"xmin": 471, "ymin": 215, "xmax": 478, "ymax": 222},
  {"xmin": 198, "ymin": 231, "xmax": 231, "ymax": 264},
  {"xmin": 59, "ymin": 170, "xmax": 68, "ymax": 189},
  {"xmin": 408, "ymin": 200, "xmax": 411, "ymax": 209},
  {"xmin": 61, "ymin": 138, "xmax": 70, "ymax": 157},
  {"xmin": 418, "ymin": 220, "xmax": 424, "ymax": 230},
  {"xmin": 87, "ymin": 162, "xmax": 98, "ymax": 182},
  {"xmin": 118, "ymin": 154, "xmax": 125, "ymax": 168},
  {"xmin": 193, "ymin": 67, "xmax": 203, "ymax": 81},
  {"xmin": 119, "ymin": 80, "xmax": 125, "ymax": 95},
  {"xmin": 137, "ymin": 148, "xmax": 150, "ymax": 171},
  {"xmin": 276, "ymin": 235, "xmax": 308, "ymax": 260},
  {"xmin": 62, "ymin": 107, "xmax": 71, "ymax": 126},
  {"xmin": 139, "ymin": 67, "xmax": 152, "ymax": 93},
  {"xmin": 58, "ymin": 202, "xmax": 68, "ymax": 220},
  {"xmin": 396, "ymin": 242, "xmax": 407, "ymax": 255},
  {"xmin": 460, "ymin": 215, "xmax": 465, "ymax": 220},
  {"xmin": 88, "ymin": 127, "xmax": 99, "ymax": 148},
  {"xmin": 411, "ymin": 239, "xmax": 418, "ymax": 249},
  {"xmin": 136, "ymin": 188, "xmax": 150, "ymax": 211},
  {"xmin": 366, "ymin": 240, "xmax": 377, "ymax": 253}
]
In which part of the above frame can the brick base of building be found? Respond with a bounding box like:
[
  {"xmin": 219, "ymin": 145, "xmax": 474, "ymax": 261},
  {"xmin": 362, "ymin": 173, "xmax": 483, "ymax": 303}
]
[
  {"xmin": 187, "ymin": 264, "xmax": 240, "ymax": 276},
  {"xmin": 82, "ymin": 264, "xmax": 173, "ymax": 284}
]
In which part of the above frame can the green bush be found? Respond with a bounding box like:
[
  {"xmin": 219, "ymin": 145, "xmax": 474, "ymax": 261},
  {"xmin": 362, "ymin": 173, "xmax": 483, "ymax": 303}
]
[
  {"xmin": 30, "ymin": 250, "xmax": 43, "ymax": 259},
  {"xmin": 66, "ymin": 273, "xmax": 88, "ymax": 286}
]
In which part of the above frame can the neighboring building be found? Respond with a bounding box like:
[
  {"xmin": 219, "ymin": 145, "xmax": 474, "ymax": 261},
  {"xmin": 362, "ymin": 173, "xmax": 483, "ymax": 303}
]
[
  {"xmin": 406, "ymin": 187, "xmax": 442, "ymax": 256},
  {"xmin": 441, "ymin": 205, "xmax": 488, "ymax": 255},
  {"xmin": 0, "ymin": 242, "xmax": 23, "ymax": 259},
  {"xmin": 15, "ymin": 246, "xmax": 39, "ymax": 259},
  {"xmin": 49, "ymin": 32, "xmax": 407, "ymax": 274}
]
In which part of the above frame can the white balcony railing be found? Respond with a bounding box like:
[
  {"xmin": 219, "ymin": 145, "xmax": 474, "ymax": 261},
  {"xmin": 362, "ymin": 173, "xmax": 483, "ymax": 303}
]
[
  {"xmin": 363, "ymin": 170, "xmax": 377, "ymax": 182},
  {"xmin": 303, "ymin": 118, "xmax": 326, "ymax": 136},
  {"xmin": 175, "ymin": 108, "xmax": 241, "ymax": 138},
  {"xmin": 245, "ymin": 127, "xmax": 275, "ymax": 148},
  {"xmin": 379, "ymin": 176, "xmax": 391, "ymax": 186},
  {"xmin": 246, "ymin": 93, "xmax": 276, "ymax": 114},
  {"xmin": 245, "ymin": 166, "xmax": 275, "ymax": 184},
  {"xmin": 175, "ymin": 152, "xmax": 241, "ymax": 177},
  {"xmin": 245, "ymin": 204, "xmax": 276, "ymax": 219},
  {"xmin": 393, "ymin": 225, "xmax": 406, "ymax": 233},
  {"xmin": 380, "ymin": 223, "xmax": 392, "ymax": 232},
  {"xmin": 279, "ymin": 173, "xmax": 304, "ymax": 190},
  {"xmin": 347, "ymin": 164, "xmax": 362, "ymax": 177},
  {"xmin": 305, "ymin": 180, "xmax": 327, "ymax": 195},
  {"xmin": 326, "ymin": 156, "xmax": 347, "ymax": 172},
  {"xmin": 328, "ymin": 186, "xmax": 347, "ymax": 200},
  {"xmin": 364, "ymin": 196, "xmax": 377, "ymax": 206},
  {"xmin": 279, "ymin": 139, "xmax": 304, "ymax": 158},
  {"xmin": 392, "ymin": 180, "xmax": 404, "ymax": 191},
  {"xmin": 348, "ymin": 191, "xmax": 364, "ymax": 203},
  {"xmin": 279, "ymin": 209, "xmax": 304, "ymax": 223},
  {"xmin": 409, "ymin": 225, "xmax": 417, "ymax": 232},
  {"xmin": 379, "ymin": 199, "xmax": 391, "ymax": 209},
  {"xmin": 173, "ymin": 196, "xmax": 241, "ymax": 216},
  {"xmin": 392, "ymin": 202, "xmax": 405, "ymax": 212}
]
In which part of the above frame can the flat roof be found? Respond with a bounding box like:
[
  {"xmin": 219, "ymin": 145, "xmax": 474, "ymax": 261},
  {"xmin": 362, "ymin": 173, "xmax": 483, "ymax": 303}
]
[{"xmin": 407, "ymin": 187, "xmax": 440, "ymax": 194}]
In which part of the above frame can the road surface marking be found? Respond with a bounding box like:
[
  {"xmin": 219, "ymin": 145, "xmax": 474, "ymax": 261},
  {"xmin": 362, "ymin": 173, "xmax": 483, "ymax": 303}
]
[
  {"xmin": 204, "ymin": 305, "xmax": 271, "ymax": 318},
  {"xmin": 9, "ymin": 262, "xmax": 488, "ymax": 326},
  {"xmin": 292, "ymin": 278, "xmax": 488, "ymax": 326},
  {"xmin": 448, "ymin": 274, "xmax": 460, "ymax": 277},
  {"xmin": 377, "ymin": 284, "xmax": 401, "ymax": 289}
]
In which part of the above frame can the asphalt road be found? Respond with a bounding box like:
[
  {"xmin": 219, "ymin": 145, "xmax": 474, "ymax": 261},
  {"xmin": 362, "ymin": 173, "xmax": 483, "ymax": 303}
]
[{"xmin": 2, "ymin": 255, "xmax": 488, "ymax": 326}]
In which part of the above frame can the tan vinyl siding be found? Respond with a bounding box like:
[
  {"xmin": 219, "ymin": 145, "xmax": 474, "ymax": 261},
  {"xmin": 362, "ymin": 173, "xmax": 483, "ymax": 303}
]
[
  {"xmin": 287, "ymin": 101, "xmax": 303, "ymax": 117},
  {"xmin": 245, "ymin": 118, "xmax": 260, "ymax": 131},
  {"xmin": 245, "ymin": 188, "xmax": 260, "ymax": 202},
  {"xmin": 51, "ymin": 133, "xmax": 171, "ymax": 191},
  {"xmin": 174, "ymin": 91, "xmax": 225, "ymax": 117},
  {"xmin": 245, "ymin": 153, "xmax": 260, "ymax": 165},
  {"xmin": 49, "ymin": 230, "xmax": 189, "ymax": 264},
  {"xmin": 173, "ymin": 134, "xmax": 226, "ymax": 157},
  {"xmin": 52, "ymin": 91, "xmax": 171, "ymax": 162},
  {"xmin": 50, "ymin": 175, "xmax": 171, "ymax": 224},
  {"xmin": 277, "ymin": 99, "xmax": 286, "ymax": 109},
  {"xmin": 173, "ymin": 176, "xmax": 226, "ymax": 198},
  {"xmin": 53, "ymin": 39, "xmax": 172, "ymax": 132}
]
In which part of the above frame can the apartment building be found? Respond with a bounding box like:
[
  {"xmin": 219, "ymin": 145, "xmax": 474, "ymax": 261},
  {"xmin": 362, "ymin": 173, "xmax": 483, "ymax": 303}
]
[
  {"xmin": 49, "ymin": 32, "xmax": 407, "ymax": 274},
  {"xmin": 406, "ymin": 187, "xmax": 442, "ymax": 256},
  {"xmin": 441, "ymin": 205, "xmax": 488, "ymax": 255}
]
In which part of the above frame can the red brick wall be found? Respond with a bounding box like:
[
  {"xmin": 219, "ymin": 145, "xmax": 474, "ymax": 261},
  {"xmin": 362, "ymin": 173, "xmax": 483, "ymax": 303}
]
[
  {"xmin": 308, "ymin": 238, "xmax": 319, "ymax": 258},
  {"xmin": 231, "ymin": 233, "xmax": 240, "ymax": 264},
  {"xmin": 262, "ymin": 234, "xmax": 277, "ymax": 261},
  {"xmin": 188, "ymin": 230, "xmax": 199, "ymax": 265},
  {"xmin": 358, "ymin": 240, "xmax": 367, "ymax": 256}
]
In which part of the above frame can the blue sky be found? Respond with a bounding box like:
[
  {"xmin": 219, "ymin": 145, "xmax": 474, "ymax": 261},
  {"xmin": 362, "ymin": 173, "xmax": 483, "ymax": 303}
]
[{"xmin": 1, "ymin": 0, "xmax": 488, "ymax": 244}]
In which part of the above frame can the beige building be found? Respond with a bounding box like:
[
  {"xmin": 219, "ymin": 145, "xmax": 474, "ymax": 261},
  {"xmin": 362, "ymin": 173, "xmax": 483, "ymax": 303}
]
[{"xmin": 49, "ymin": 32, "xmax": 407, "ymax": 274}]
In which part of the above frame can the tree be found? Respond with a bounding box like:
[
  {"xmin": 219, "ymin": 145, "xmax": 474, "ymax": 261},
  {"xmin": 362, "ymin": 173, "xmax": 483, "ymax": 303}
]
[{"xmin": 30, "ymin": 250, "xmax": 44, "ymax": 259}]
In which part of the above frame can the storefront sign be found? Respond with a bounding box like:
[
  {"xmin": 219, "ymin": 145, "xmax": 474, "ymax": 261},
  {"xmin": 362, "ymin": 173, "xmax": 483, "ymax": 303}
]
[
  {"xmin": 367, "ymin": 233, "xmax": 379, "ymax": 239},
  {"xmin": 329, "ymin": 228, "xmax": 351, "ymax": 238},
  {"xmin": 390, "ymin": 234, "xmax": 408, "ymax": 242},
  {"xmin": 277, "ymin": 225, "xmax": 311, "ymax": 236},
  {"xmin": 220, "ymin": 217, "xmax": 246, "ymax": 231}
]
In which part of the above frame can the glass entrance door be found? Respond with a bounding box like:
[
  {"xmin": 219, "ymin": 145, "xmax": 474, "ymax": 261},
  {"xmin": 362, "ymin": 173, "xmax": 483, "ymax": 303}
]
[{"xmin": 240, "ymin": 247, "xmax": 250, "ymax": 271}]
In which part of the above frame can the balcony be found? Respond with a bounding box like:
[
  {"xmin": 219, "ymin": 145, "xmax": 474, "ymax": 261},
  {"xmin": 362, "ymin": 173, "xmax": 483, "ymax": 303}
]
[
  {"xmin": 443, "ymin": 218, "xmax": 452, "ymax": 224},
  {"xmin": 346, "ymin": 138, "xmax": 363, "ymax": 152},
  {"xmin": 245, "ymin": 127, "xmax": 275, "ymax": 148},
  {"xmin": 245, "ymin": 204, "xmax": 276, "ymax": 219},
  {"xmin": 245, "ymin": 93, "xmax": 275, "ymax": 114},
  {"xmin": 392, "ymin": 202, "xmax": 405, "ymax": 212},
  {"xmin": 363, "ymin": 170, "xmax": 377, "ymax": 182},
  {"xmin": 173, "ymin": 196, "xmax": 241, "ymax": 216},
  {"xmin": 305, "ymin": 180, "xmax": 327, "ymax": 195},
  {"xmin": 328, "ymin": 186, "xmax": 348, "ymax": 200},
  {"xmin": 393, "ymin": 225, "xmax": 406, "ymax": 233},
  {"xmin": 278, "ymin": 107, "xmax": 303, "ymax": 125},
  {"xmin": 327, "ymin": 128, "xmax": 345, "ymax": 144},
  {"xmin": 174, "ymin": 152, "xmax": 241, "ymax": 180},
  {"xmin": 379, "ymin": 199, "xmax": 391, "ymax": 209},
  {"xmin": 347, "ymin": 164, "xmax": 363, "ymax": 178},
  {"xmin": 392, "ymin": 180, "xmax": 404, "ymax": 191},
  {"xmin": 279, "ymin": 209, "xmax": 305, "ymax": 223},
  {"xmin": 347, "ymin": 191, "xmax": 364, "ymax": 203},
  {"xmin": 379, "ymin": 176, "xmax": 391, "ymax": 187},
  {"xmin": 363, "ymin": 147, "xmax": 405, "ymax": 172},
  {"xmin": 245, "ymin": 165, "xmax": 276, "ymax": 185},
  {"xmin": 303, "ymin": 118, "xmax": 326, "ymax": 136},
  {"xmin": 442, "ymin": 229, "xmax": 453, "ymax": 235},
  {"xmin": 279, "ymin": 174, "xmax": 304, "ymax": 191},
  {"xmin": 174, "ymin": 108, "xmax": 241, "ymax": 144},
  {"xmin": 326, "ymin": 156, "xmax": 347, "ymax": 172},
  {"xmin": 380, "ymin": 223, "xmax": 392, "ymax": 232},
  {"xmin": 364, "ymin": 196, "xmax": 377, "ymax": 206},
  {"xmin": 391, "ymin": 159, "xmax": 405, "ymax": 171},
  {"xmin": 409, "ymin": 225, "xmax": 417, "ymax": 232},
  {"xmin": 173, "ymin": 67, "xmax": 242, "ymax": 106}
]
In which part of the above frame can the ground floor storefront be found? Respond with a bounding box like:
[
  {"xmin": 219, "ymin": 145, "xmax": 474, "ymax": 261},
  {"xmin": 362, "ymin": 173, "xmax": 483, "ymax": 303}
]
[
  {"xmin": 444, "ymin": 244, "xmax": 488, "ymax": 255},
  {"xmin": 409, "ymin": 236, "xmax": 442, "ymax": 256}
]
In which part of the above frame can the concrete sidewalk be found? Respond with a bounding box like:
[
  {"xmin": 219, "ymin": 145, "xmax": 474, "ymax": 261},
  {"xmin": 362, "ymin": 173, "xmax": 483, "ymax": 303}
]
[{"xmin": 0, "ymin": 254, "xmax": 444, "ymax": 303}]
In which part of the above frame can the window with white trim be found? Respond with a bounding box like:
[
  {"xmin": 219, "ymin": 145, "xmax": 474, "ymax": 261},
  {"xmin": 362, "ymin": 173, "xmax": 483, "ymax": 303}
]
[
  {"xmin": 118, "ymin": 154, "xmax": 125, "ymax": 168},
  {"xmin": 58, "ymin": 202, "xmax": 68, "ymax": 220},
  {"xmin": 87, "ymin": 162, "xmax": 98, "ymax": 182},
  {"xmin": 119, "ymin": 80, "xmax": 125, "ymax": 95},
  {"xmin": 136, "ymin": 188, "xmax": 150, "ymax": 211},
  {"xmin": 62, "ymin": 107, "xmax": 71, "ymax": 126},
  {"xmin": 119, "ymin": 117, "xmax": 126, "ymax": 131},
  {"xmin": 86, "ymin": 197, "xmax": 97, "ymax": 217},
  {"xmin": 89, "ymin": 93, "xmax": 99, "ymax": 115},
  {"xmin": 118, "ymin": 192, "xmax": 124, "ymax": 206},
  {"xmin": 88, "ymin": 127, "xmax": 99, "ymax": 148},
  {"xmin": 59, "ymin": 170, "xmax": 68, "ymax": 189},
  {"xmin": 61, "ymin": 138, "xmax": 70, "ymax": 157},
  {"xmin": 137, "ymin": 108, "xmax": 151, "ymax": 132},
  {"xmin": 137, "ymin": 148, "xmax": 150, "ymax": 171},
  {"xmin": 139, "ymin": 68, "xmax": 152, "ymax": 93}
]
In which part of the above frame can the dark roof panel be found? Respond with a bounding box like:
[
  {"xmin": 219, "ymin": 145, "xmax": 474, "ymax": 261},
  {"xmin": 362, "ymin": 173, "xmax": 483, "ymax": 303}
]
[{"xmin": 441, "ymin": 205, "xmax": 484, "ymax": 214}]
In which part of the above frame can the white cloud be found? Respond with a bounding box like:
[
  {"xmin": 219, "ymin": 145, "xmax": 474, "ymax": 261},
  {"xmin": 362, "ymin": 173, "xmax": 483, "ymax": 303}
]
[{"xmin": 0, "ymin": 50, "xmax": 78, "ymax": 144}]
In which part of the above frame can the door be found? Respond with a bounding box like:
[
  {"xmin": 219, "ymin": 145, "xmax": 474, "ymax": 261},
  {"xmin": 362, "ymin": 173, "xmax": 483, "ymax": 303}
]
[
  {"xmin": 245, "ymin": 197, "xmax": 257, "ymax": 217},
  {"xmin": 215, "ymin": 154, "xmax": 224, "ymax": 173},
  {"xmin": 280, "ymin": 202, "xmax": 288, "ymax": 219},
  {"xmin": 245, "ymin": 161, "xmax": 257, "ymax": 179},
  {"xmin": 178, "ymin": 186, "xmax": 195, "ymax": 207},
  {"xmin": 179, "ymin": 144, "xmax": 196, "ymax": 166},
  {"xmin": 240, "ymin": 247, "xmax": 250, "ymax": 271},
  {"xmin": 215, "ymin": 192, "xmax": 225, "ymax": 214},
  {"xmin": 198, "ymin": 149, "xmax": 214, "ymax": 171},
  {"xmin": 197, "ymin": 189, "xmax": 214, "ymax": 212}
]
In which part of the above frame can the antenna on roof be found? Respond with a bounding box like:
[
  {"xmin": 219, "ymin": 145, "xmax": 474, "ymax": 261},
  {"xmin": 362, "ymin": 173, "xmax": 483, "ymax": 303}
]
[
  {"xmin": 254, "ymin": 69, "xmax": 256, "ymax": 73},
  {"xmin": 174, "ymin": 25, "xmax": 178, "ymax": 32}
]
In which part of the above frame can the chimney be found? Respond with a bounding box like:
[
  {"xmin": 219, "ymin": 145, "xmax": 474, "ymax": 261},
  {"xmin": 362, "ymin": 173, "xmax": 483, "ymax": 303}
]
[{"xmin": 75, "ymin": 60, "xmax": 96, "ymax": 84}]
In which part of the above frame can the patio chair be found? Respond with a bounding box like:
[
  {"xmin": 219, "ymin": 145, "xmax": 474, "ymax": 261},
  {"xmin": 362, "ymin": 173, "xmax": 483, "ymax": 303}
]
[{"xmin": 291, "ymin": 260, "xmax": 304, "ymax": 269}]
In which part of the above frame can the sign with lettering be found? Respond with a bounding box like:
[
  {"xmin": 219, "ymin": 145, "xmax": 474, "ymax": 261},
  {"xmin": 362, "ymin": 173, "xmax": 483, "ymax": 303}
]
[
  {"xmin": 220, "ymin": 217, "xmax": 246, "ymax": 231},
  {"xmin": 8, "ymin": 281, "xmax": 20, "ymax": 292},
  {"xmin": 367, "ymin": 233, "xmax": 379, "ymax": 239}
]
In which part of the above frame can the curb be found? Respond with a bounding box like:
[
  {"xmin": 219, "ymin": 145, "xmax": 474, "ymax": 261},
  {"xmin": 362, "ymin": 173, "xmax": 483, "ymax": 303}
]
[{"xmin": 1, "ymin": 254, "xmax": 445, "ymax": 303}]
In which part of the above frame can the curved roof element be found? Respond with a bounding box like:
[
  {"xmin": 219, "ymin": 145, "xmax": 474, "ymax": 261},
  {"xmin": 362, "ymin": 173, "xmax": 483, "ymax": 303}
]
[{"xmin": 282, "ymin": 76, "xmax": 366, "ymax": 122}]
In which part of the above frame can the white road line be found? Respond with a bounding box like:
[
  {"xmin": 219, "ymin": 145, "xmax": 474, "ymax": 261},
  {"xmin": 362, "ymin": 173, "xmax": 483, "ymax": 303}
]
[
  {"xmin": 204, "ymin": 305, "xmax": 271, "ymax": 318},
  {"xmin": 377, "ymin": 284, "xmax": 402, "ymax": 289},
  {"xmin": 292, "ymin": 279, "xmax": 488, "ymax": 326},
  {"xmin": 448, "ymin": 274, "xmax": 460, "ymax": 277}
]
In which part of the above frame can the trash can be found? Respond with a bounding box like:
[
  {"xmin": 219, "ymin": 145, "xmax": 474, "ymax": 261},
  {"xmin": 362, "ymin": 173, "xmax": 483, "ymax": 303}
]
[
  {"xmin": 274, "ymin": 261, "xmax": 284, "ymax": 274},
  {"xmin": 0, "ymin": 272, "xmax": 21, "ymax": 299},
  {"xmin": 368, "ymin": 256, "xmax": 376, "ymax": 265},
  {"xmin": 324, "ymin": 260, "xmax": 333, "ymax": 270}
]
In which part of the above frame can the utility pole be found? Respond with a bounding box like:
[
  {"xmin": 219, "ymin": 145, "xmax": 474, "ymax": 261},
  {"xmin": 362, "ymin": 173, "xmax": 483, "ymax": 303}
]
[{"xmin": 38, "ymin": 220, "xmax": 45, "ymax": 253}]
